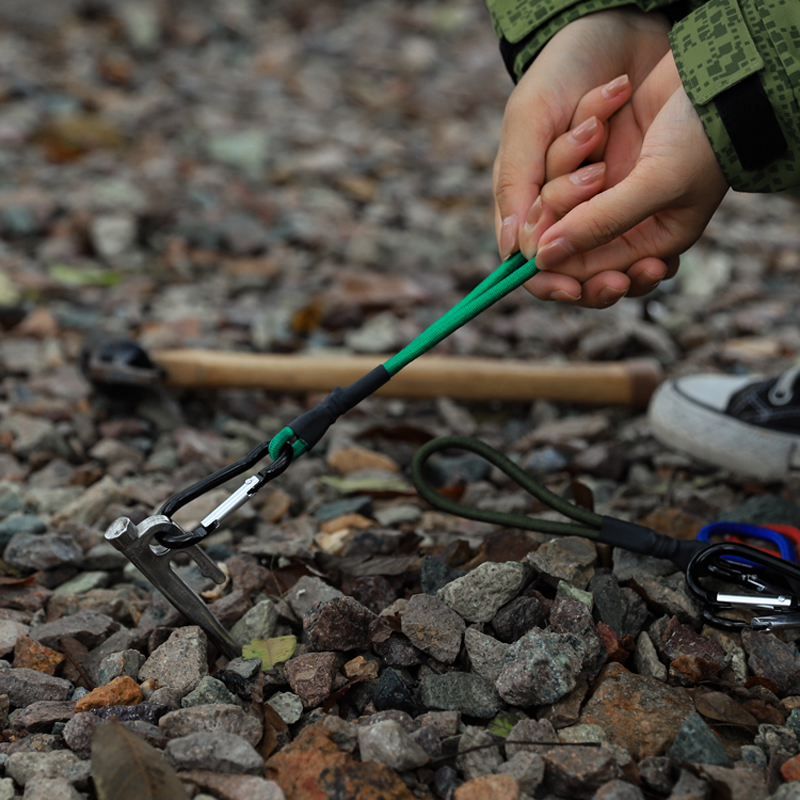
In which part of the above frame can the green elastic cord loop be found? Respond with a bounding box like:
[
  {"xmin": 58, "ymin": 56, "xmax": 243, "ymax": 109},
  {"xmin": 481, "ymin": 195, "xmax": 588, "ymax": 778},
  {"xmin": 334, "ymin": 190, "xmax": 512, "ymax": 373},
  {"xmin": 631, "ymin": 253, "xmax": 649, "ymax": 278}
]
[
  {"xmin": 269, "ymin": 426, "xmax": 309, "ymax": 461},
  {"xmin": 411, "ymin": 435, "xmax": 602, "ymax": 539},
  {"xmin": 384, "ymin": 251, "xmax": 537, "ymax": 375}
]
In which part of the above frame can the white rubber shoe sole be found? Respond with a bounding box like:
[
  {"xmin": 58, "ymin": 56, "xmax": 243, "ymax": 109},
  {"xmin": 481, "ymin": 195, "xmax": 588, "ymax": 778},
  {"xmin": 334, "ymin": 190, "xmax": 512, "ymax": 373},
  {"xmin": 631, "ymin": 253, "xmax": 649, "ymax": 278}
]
[{"xmin": 648, "ymin": 375, "xmax": 800, "ymax": 482}]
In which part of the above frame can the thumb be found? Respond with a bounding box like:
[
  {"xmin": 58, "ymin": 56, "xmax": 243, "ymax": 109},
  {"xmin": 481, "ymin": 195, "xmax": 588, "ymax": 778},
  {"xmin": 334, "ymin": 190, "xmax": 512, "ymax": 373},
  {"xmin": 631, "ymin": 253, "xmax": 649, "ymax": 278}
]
[{"xmin": 534, "ymin": 163, "xmax": 672, "ymax": 270}]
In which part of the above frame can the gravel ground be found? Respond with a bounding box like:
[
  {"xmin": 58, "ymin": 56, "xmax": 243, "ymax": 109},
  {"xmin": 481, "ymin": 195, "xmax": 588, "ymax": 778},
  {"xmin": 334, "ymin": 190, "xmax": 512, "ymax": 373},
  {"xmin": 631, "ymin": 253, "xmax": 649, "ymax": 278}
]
[{"xmin": 3, "ymin": 1, "xmax": 800, "ymax": 799}]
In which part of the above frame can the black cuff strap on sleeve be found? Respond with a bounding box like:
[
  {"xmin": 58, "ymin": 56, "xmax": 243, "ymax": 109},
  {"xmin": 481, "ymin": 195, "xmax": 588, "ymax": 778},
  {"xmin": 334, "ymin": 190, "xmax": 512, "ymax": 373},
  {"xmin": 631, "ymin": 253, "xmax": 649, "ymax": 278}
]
[
  {"xmin": 499, "ymin": 36, "xmax": 535, "ymax": 83},
  {"xmin": 288, "ymin": 365, "xmax": 391, "ymax": 452},
  {"xmin": 598, "ymin": 516, "xmax": 709, "ymax": 572},
  {"xmin": 715, "ymin": 72, "xmax": 787, "ymax": 171}
]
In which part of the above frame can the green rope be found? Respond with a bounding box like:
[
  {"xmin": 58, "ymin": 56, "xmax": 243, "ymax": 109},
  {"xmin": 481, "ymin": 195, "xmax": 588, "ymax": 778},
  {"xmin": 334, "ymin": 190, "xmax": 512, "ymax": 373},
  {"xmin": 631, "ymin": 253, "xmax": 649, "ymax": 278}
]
[
  {"xmin": 384, "ymin": 252, "xmax": 536, "ymax": 374},
  {"xmin": 268, "ymin": 252, "xmax": 539, "ymax": 460},
  {"xmin": 411, "ymin": 435, "xmax": 602, "ymax": 539}
]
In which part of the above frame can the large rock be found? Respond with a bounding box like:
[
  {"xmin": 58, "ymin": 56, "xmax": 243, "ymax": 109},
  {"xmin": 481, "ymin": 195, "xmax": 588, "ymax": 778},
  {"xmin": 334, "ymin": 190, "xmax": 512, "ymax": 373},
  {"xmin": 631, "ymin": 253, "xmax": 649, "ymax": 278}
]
[{"xmin": 579, "ymin": 663, "xmax": 694, "ymax": 759}]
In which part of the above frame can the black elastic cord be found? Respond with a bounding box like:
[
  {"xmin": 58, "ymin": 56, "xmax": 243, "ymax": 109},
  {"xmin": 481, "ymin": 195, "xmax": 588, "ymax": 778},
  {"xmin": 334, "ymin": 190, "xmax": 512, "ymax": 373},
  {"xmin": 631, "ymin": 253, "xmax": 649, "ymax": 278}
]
[
  {"xmin": 158, "ymin": 439, "xmax": 277, "ymax": 519},
  {"xmin": 715, "ymin": 73, "xmax": 787, "ymax": 171}
]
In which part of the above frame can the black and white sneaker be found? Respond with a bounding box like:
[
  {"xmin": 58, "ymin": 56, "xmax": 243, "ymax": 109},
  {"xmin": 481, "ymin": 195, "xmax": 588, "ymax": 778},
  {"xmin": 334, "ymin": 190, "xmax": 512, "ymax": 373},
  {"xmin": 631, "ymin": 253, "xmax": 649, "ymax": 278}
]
[{"xmin": 648, "ymin": 366, "xmax": 800, "ymax": 482}]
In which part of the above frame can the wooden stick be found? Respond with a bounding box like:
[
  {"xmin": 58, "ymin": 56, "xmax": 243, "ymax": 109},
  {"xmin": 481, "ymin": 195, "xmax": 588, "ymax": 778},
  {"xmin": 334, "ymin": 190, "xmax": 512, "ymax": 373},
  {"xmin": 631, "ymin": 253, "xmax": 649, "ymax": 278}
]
[{"xmin": 152, "ymin": 349, "xmax": 662, "ymax": 407}]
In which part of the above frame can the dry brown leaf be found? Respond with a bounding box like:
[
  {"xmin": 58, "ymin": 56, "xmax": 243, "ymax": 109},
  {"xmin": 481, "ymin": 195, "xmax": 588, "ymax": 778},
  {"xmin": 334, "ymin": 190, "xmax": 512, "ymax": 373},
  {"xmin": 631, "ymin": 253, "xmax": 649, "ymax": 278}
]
[
  {"xmin": 92, "ymin": 718, "xmax": 190, "ymax": 800},
  {"xmin": 694, "ymin": 691, "xmax": 759, "ymax": 730}
]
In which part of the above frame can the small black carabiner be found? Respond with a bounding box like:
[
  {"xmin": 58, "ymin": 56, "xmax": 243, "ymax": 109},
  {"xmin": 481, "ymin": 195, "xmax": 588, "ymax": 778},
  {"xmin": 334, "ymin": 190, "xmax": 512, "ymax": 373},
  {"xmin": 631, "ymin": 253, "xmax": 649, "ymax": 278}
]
[
  {"xmin": 155, "ymin": 441, "xmax": 294, "ymax": 549},
  {"xmin": 686, "ymin": 541, "xmax": 800, "ymax": 630}
]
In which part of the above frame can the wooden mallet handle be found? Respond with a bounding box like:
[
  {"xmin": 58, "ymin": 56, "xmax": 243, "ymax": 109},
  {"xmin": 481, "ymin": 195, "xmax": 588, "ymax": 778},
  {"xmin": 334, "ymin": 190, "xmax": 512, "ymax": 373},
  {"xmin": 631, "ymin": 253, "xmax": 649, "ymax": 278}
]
[{"xmin": 152, "ymin": 349, "xmax": 661, "ymax": 408}]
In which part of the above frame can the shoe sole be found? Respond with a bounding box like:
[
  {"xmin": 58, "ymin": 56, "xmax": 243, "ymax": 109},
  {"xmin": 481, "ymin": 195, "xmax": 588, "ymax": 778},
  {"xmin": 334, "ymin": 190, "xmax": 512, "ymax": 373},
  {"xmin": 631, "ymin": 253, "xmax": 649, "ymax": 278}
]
[{"xmin": 648, "ymin": 380, "xmax": 800, "ymax": 482}]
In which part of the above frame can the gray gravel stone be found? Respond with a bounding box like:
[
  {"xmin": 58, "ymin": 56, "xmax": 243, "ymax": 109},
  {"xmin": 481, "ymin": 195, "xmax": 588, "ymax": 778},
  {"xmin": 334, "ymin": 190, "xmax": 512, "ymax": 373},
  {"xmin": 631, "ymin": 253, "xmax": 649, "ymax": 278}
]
[
  {"xmin": 769, "ymin": 783, "xmax": 800, "ymax": 800},
  {"xmin": 542, "ymin": 745, "xmax": 622, "ymax": 800},
  {"xmin": 95, "ymin": 649, "xmax": 145, "ymax": 685},
  {"xmin": 0, "ymin": 619, "xmax": 29, "ymax": 657},
  {"xmin": 165, "ymin": 731, "xmax": 262, "ymax": 775},
  {"xmin": 464, "ymin": 627, "xmax": 511, "ymax": 684},
  {"xmin": 357, "ymin": 719, "xmax": 430, "ymax": 771},
  {"xmin": 0, "ymin": 778, "xmax": 12, "ymax": 800},
  {"xmin": 11, "ymin": 700, "xmax": 75, "ymax": 733},
  {"xmin": 266, "ymin": 692, "xmax": 304, "ymax": 725},
  {"xmin": 304, "ymin": 596, "xmax": 377, "ymax": 652},
  {"xmin": 62, "ymin": 713, "xmax": 99, "ymax": 760},
  {"xmin": 593, "ymin": 778, "xmax": 646, "ymax": 800},
  {"xmin": 634, "ymin": 572, "xmax": 703, "ymax": 626},
  {"xmin": 496, "ymin": 751, "xmax": 545, "ymax": 794},
  {"xmin": 19, "ymin": 776, "xmax": 85, "ymax": 800},
  {"xmin": 437, "ymin": 561, "xmax": 527, "ymax": 623},
  {"xmin": 5, "ymin": 750, "xmax": 90, "ymax": 787},
  {"xmin": 400, "ymin": 593, "xmax": 465, "ymax": 663},
  {"xmin": 4, "ymin": 533, "xmax": 84, "ymax": 572},
  {"xmin": 669, "ymin": 710, "xmax": 729, "ymax": 766},
  {"xmin": 286, "ymin": 576, "xmax": 343, "ymax": 618},
  {"xmin": 29, "ymin": 611, "xmax": 119, "ymax": 650},
  {"xmin": 495, "ymin": 628, "xmax": 586, "ymax": 707},
  {"xmin": 611, "ymin": 550, "xmax": 677, "ymax": 582},
  {"xmin": 754, "ymin": 723, "xmax": 800, "ymax": 760},
  {"xmin": 231, "ymin": 598, "xmax": 278, "ymax": 646},
  {"xmin": 181, "ymin": 676, "xmax": 244, "ymax": 708},
  {"xmin": 633, "ymin": 632, "xmax": 668, "ymax": 682},
  {"xmin": 505, "ymin": 718, "xmax": 560, "ymax": 758},
  {"xmin": 589, "ymin": 574, "xmax": 647, "ymax": 638},
  {"xmin": 527, "ymin": 536, "xmax": 597, "ymax": 590},
  {"xmin": 419, "ymin": 672, "xmax": 503, "ymax": 719},
  {"xmin": 139, "ymin": 626, "xmax": 208, "ymax": 698},
  {"xmin": 159, "ymin": 704, "xmax": 262, "ymax": 747},
  {"xmin": 0, "ymin": 668, "xmax": 72, "ymax": 708},
  {"xmin": 456, "ymin": 725, "xmax": 503, "ymax": 780}
]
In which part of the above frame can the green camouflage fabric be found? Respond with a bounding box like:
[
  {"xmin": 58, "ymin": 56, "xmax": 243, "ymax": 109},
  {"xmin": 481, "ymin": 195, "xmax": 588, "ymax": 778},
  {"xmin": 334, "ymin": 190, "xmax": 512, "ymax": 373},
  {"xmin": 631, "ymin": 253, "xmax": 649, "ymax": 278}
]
[
  {"xmin": 485, "ymin": 0, "xmax": 689, "ymax": 78},
  {"xmin": 671, "ymin": 0, "xmax": 800, "ymax": 191},
  {"xmin": 486, "ymin": 0, "xmax": 800, "ymax": 191}
]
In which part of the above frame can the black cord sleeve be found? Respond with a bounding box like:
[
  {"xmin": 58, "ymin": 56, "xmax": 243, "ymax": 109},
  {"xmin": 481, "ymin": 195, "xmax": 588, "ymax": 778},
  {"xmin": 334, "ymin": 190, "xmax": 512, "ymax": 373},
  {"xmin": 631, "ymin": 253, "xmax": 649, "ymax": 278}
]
[
  {"xmin": 598, "ymin": 516, "xmax": 709, "ymax": 572},
  {"xmin": 289, "ymin": 365, "xmax": 391, "ymax": 451}
]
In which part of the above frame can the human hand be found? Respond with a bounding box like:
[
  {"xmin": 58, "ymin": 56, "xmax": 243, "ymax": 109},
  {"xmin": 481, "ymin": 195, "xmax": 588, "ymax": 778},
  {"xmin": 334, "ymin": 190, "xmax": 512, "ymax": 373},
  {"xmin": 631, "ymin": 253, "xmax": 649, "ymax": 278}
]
[
  {"xmin": 493, "ymin": 8, "xmax": 671, "ymax": 262},
  {"xmin": 523, "ymin": 50, "xmax": 730, "ymax": 308}
]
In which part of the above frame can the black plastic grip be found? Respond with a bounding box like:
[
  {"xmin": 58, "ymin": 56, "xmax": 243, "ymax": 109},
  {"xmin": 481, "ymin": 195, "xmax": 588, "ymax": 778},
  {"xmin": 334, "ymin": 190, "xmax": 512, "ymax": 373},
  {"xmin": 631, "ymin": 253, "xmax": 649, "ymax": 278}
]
[
  {"xmin": 289, "ymin": 365, "xmax": 391, "ymax": 451},
  {"xmin": 599, "ymin": 516, "xmax": 709, "ymax": 572}
]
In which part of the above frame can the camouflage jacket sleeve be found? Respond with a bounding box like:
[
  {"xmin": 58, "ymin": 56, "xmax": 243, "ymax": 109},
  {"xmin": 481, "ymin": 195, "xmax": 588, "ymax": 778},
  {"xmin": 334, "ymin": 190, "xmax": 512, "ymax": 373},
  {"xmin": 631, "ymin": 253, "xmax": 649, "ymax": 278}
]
[
  {"xmin": 484, "ymin": 0, "xmax": 690, "ymax": 82},
  {"xmin": 486, "ymin": 0, "xmax": 800, "ymax": 192},
  {"xmin": 669, "ymin": 0, "xmax": 800, "ymax": 192}
]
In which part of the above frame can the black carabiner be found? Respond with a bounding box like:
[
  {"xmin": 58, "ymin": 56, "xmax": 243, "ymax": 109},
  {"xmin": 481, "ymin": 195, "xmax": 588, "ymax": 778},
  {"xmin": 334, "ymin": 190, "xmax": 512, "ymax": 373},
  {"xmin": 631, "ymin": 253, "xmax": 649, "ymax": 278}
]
[
  {"xmin": 155, "ymin": 441, "xmax": 294, "ymax": 549},
  {"xmin": 686, "ymin": 541, "xmax": 800, "ymax": 630}
]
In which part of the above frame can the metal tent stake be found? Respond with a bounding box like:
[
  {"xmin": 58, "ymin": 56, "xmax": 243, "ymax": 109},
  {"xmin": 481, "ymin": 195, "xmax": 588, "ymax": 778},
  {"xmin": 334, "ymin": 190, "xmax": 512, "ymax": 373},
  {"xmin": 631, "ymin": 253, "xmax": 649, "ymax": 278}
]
[{"xmin": 105, "ymin": 515, "xmax": 241, "ymax": 660}]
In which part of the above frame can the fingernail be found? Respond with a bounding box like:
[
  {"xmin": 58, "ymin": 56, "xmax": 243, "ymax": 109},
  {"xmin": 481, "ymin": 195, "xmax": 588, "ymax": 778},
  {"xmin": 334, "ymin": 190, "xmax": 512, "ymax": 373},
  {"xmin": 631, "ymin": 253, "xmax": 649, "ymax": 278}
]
[
  {"xmin": 499, "ymin": 215, "xmax": 518, "ymax": 261},
  {"xmin": 602, "ymin": 74, "xmax": 629, "ymax": 99},
  {"xmin": 535, "ymin": 238, "xmax": 574, "ymax": 270},
  {"xmin": 523, "ymin": 198, "xmax": 543, "ymax": 234},
  {"xmin": 598, "ymin": 286, "xmax": 627, "ymax": 306},
  {"xmin": 568, "ymin": 116, "xmax": 599, "ymax": 146},
  {"xmin": 570, "ymin": 162, "xmax": 605, "ymax": 186},
  {"xmin": 549, "ymin": 289, "xmax": 581, "ymax": 302}
]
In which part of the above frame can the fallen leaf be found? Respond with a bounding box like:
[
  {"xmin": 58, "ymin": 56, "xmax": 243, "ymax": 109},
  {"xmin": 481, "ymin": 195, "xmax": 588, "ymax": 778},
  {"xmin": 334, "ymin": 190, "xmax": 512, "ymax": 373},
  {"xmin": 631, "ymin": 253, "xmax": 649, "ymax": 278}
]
[
  {"xmin": 58, "ymin": 636, "xmax": 94, "ymax": 691},
  {"xmin": 92, "ymin": 718, "xmax": 190, "ymax": 800},
  {"xmin": 487, "ymin": 711, "xmax": 520, "ymax": 738},
  {"xmin": 49, "ymin": 264, "xmax": 121, "ymax": 287},
  {"xmin": 570, "ymin": 479, "xmax": 595, "ymax": 512},
  {"xmin": 694, "ymin": 691, "xmax": 759, "ymax": 730},
  {"xmin": 260, "ymin": 703, "xmax": 289, "ymax": 760},
  {"xmin": 242, "ymin": 635, "xmax": 297, "ymax": 670},
  {"xmin": 319, "ymin": 475, "xmax": 413, "ymax": 495}
]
